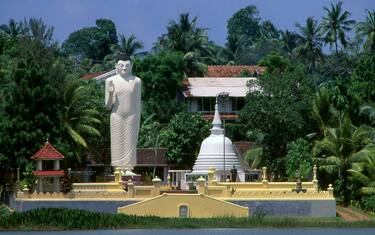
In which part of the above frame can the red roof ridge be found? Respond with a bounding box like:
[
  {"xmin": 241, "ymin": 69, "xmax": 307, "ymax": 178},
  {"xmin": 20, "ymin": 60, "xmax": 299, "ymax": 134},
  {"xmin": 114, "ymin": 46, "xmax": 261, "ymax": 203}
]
[
  {"xmin": 80, "ymin": 70, "xmax": 113, "ymax": 80},
  {"xmin": 31, "ymin": 141, "xmax": 64, "ymax": 160},
  {"xmin": 206, "ymin": 65, "xmax": 265, "ymax": 77}
]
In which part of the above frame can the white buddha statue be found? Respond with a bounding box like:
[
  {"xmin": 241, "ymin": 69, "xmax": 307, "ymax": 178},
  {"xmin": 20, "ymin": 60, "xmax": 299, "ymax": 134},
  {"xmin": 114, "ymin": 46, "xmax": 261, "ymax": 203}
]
[{"xmin": 105, "ymin": 60, "xmax": 141, "ymax": 171}]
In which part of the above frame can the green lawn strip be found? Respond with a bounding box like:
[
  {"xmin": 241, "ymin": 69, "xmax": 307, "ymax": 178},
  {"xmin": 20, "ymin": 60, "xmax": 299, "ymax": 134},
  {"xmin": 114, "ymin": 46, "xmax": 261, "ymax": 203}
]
[{"xmin": 1, "ymin": 208, "xmax": 375, "ymax": 230}]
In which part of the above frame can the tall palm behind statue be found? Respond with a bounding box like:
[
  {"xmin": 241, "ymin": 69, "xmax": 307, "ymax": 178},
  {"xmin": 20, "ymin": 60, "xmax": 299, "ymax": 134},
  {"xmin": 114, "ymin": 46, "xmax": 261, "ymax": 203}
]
[
  {"xmin": 294, "ymin": 17, "xmax": 324, "ymax": 75},
  {"xmin": 155, "ymin": 13, "xmax": 209, "ymax": 76},
  {"xmin": 320, "ymin": 1, "xmax": 355, "ymax": 53},
  {"xmin": 102, "ymin": 34, "xmax": 144, "ymax": 70},
  {"xmin": 63, "ymin": 81, "xmax": 102, "ymax": 162},
  {"xmin": 280, "ymin": 30, "xmax": 299, "ymax": 60}
]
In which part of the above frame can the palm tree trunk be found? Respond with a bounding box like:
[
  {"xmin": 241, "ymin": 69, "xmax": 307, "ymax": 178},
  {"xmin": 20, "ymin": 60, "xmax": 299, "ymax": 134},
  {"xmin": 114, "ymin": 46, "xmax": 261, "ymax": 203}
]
[{"xmin": 311, "ymin": 57, "xmax": 318, "ymax": 91}]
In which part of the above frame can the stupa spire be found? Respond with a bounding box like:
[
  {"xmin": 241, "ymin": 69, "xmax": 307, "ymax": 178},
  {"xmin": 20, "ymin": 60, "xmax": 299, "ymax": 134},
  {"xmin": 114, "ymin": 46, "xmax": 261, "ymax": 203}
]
[{"xmin": 211, "ymin": 97, "xmax": 224, "ymax": 135}]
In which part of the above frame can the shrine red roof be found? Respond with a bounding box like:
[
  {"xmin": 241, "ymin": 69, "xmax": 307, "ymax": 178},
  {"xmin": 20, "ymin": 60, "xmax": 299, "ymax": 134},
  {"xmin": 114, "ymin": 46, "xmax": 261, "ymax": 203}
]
[
  {"xmin": 31, "ymin": 141, "xmax": 64, "ymax": 160},
  {"xmin": 207, "ymin": 65, "xmax": 264, "ymax": 77},
  {"xmin": 33, "ymin": 170, "xmax": 64, "ymax": 177}
]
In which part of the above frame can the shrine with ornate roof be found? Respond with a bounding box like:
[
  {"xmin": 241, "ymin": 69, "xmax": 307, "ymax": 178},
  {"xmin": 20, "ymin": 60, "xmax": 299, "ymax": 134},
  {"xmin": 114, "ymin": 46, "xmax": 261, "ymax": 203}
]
[{"xmin": 30, "ymin": 140, "xmax": 64, "ymax": 193}]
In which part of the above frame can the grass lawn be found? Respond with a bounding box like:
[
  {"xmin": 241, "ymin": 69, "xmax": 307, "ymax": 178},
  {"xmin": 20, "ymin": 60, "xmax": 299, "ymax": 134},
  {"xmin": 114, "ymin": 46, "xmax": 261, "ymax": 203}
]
[{"xmin": 1, "ymin": 208, "xmax": 375, "ymax": 230}]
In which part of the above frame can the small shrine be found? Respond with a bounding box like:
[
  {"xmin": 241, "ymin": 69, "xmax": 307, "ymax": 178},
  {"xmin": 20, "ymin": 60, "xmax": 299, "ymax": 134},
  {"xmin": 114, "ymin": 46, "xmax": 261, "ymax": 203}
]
[{"xmin": 30, "ymin": 140, "xmax": 64, "ymax": 193}]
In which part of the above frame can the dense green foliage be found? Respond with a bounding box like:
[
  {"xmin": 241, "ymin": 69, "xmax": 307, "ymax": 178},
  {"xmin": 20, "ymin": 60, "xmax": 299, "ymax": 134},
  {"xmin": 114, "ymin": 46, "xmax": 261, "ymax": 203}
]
[
  {"xmin": 62, "ymin": 19, "xmax": 117, "ymax": 62},
  {"xmin": 0, "ymin": 26, "xmax": 71, "ymax": 171},
  {"xmin": 226, "ymin": 5, "xmax": 261, "ymax": 49},
  {"xmin": 2, "ymin": 208, "xmax": 375, "ymax": 230},
  {"xmin": 133, "ymin": 52, "xmax": 186, "ymax": 123},
  {"xmin": 240, "ymin": 54, "xmax": 315, "ymax": 176},
  {"xmin": 361, "ymin": 195, "xmax": 375, "ymax": 212},
  {"xmin": 19, "ymin": 163, "xmax": 37, "ymax": 191},
  {"xmin": 160, "ymin": 112, "xmax": 210, "ymax": 167},
  {"xmin": 285, "ymin": 138, "xmax": 313, "ymax": 180}
]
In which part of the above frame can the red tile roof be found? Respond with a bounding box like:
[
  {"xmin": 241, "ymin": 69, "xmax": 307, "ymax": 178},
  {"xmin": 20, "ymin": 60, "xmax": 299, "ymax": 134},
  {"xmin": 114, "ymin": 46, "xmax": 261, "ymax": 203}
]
[
  {"xmin": 80, "ymin": 71, "xmax": 106, "ymax": 80},
  {"xmin": 33, "ymin": 170, "xmax": 64, "ymax": 177},
  {"xmin": 207, "ymin": 65, "xmax": 265, "ymax": 77},
  {"xmin": 31, "ymin": 141, "xmax": 64, "ymax": 160}
]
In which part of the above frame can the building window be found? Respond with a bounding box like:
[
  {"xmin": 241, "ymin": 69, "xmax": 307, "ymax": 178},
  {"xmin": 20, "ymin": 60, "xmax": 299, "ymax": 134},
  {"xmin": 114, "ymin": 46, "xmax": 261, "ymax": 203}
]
[
  {"xmin": 197, "ymin": 97, "xmax": 215, "ymax": 112},
  {"xmin": 231, "ymin": 97, "xmax": 245, "ymax": 112}
]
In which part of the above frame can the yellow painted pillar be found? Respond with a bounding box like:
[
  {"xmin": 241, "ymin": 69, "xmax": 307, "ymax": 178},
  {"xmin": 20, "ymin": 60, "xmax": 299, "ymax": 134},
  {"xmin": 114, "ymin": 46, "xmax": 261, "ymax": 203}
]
[
  {"xmin": 127, "ymin": 179, "xmax": 134, "ymax": 198},
  {"xmin": 197, "ymin": 176, "xmax": 206, "ymax": 194},
  {"xmin": 152, "ymin": 176, "xmax": 162, "ymax": 196},
  {"xmin": 207, "ymin": 167, "xmax": 215, "ymax": 185},
  {"xmin": 226, "ymin": 183, "xmax": 231, "ymax": 198},
  {"xmin": 262, "ymin": 167, "xmax": 268, "ymax": 189},
  {"xmin": 328, "ymin": 184, "xmax": 334, "ymax": 196},
  {"xmin": 312, "ymin": 165, "xmax": 318, "ymax": 191}
]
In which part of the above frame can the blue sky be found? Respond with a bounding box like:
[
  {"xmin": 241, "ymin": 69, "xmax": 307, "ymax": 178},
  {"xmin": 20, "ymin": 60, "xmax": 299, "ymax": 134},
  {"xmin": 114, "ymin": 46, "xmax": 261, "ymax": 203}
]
[{"xmin": 0, "ymin": 0, "xmax": 374, "ymax": 50}]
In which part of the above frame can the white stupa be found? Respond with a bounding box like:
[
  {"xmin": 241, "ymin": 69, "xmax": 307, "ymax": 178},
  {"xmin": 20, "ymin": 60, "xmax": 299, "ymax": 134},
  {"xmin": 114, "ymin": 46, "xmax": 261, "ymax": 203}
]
[{"xmin": 191, "ymin": 99, "xmax": 245, "ymax": 181}]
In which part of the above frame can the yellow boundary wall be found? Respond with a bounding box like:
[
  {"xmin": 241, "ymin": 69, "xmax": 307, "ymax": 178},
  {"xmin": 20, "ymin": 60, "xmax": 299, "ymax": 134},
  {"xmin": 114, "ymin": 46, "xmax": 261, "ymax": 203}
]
[{"xmin": 118, "ymin": 193, "xmax": 249, "ymax": 218}]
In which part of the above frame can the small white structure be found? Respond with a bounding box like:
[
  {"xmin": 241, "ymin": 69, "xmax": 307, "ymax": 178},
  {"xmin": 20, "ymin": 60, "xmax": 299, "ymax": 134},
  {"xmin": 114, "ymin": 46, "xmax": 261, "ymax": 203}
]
[{"xmin": 189, "ymin": 99, "xmax": 246, "ymax": 181}]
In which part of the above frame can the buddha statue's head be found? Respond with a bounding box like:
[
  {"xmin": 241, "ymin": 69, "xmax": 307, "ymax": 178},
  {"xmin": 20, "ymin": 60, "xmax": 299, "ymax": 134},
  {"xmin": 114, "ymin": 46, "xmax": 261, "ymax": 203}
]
[{"xmin": 116, "ymin": 60, "xmax": 132, "ymax": 77}]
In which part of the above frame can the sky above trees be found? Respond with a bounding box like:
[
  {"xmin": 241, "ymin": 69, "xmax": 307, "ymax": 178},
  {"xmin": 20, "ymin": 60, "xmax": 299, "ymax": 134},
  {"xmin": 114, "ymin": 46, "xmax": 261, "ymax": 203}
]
[{"xmin": 0, "ymin": 0, "xmax": 373, "ymax": 50}]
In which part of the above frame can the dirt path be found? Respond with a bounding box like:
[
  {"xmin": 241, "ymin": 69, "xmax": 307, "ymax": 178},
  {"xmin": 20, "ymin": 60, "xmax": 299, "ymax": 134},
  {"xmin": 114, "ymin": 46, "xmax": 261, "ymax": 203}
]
[{"xmin": 336, "ymin": 205, "xmax": 369, "ymax": 221}]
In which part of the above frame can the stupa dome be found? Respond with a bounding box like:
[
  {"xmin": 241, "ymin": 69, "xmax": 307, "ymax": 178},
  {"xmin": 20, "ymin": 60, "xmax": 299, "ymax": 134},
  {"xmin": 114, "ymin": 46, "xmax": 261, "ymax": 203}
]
[{"xmin": 191, "ymin": 99, "xmax": 243, "ymax": 176}]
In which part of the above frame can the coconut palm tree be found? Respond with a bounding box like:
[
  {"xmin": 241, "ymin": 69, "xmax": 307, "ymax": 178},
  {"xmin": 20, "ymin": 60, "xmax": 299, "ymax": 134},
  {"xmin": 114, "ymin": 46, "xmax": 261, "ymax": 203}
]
[
  {"xmin": 348, "ymin": 144, "xmax": 375, "ymax": 195},
  {"xmin": 0, "ymin": 19, "xmax": 27, "ymax": 38},
  {"xmin": 26, "ymin": 18, "xmax": 54, "ymax": 46},
  {"xmin": 294, "ymin": 17, "xmax": 324, "ymax": 74},
  {"xmin": 112, "ymin": 34, "xmax": 143, "ymax": 60},
  {"xmin": 311, "ymin": 87, "xmax": 337, "ymax": 137},
  {"xmin": 313, "ymin": 115, "xmax": 372, "ymax": 203},
  {"xmin": 156, "ymin": 13, "xmax": 208, "ymax": 53},
  {"xmin": 361, "ymin": 104, "xmax": 375, "ymax": 124},
  {"xmin": 280, "ymin": 30, "xmax": 299, "ymax": 60},
  {"xmin": 357, "ymin": 10, "xmax": 375, "ymax": 52},
  {"xmin": 155, "ymin": 13, "xmax": 209, "ymax": 76},
  {"xmin": 103, "ymin": 34, "xmax": 144, "ymax": 69},
  {"xmin": 63, "ymin": 80, "xmax": 101, "ymax": 162},
  {"xmin": 320, "ymin": 1, "xmax": 355, "ymax": 53}
]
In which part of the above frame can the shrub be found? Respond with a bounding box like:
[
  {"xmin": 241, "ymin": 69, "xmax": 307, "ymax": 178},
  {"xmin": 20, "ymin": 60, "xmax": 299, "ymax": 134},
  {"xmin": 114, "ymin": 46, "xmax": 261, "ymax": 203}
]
[
  {"xmin": 60, "ymin": 172, "xmax": 73, "ymax": 194},
  {"xmin": 0, "ymin": 204, "xmax": 11, "ymax": 217},
  {"xmin": 285, "ymin": 138, "xmax": 312, "ymax": 180},
  {"xmin": 20, "ymin": 163, "xmax": 37, "ymax": 192},
  {"xmin": 361, "ymin": 196, "xmax": 375, "ymax": 212}
]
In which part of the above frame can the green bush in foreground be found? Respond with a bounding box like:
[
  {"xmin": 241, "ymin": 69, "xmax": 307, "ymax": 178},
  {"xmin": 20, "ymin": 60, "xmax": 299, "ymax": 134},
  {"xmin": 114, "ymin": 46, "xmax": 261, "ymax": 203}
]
[
  {"xmin": 362, "ymin": 196, "xmax": 375, "ymax": 212},
  {"xmin": 0, "ymin": 204, "xmax": 11, "ymax": 217},
  {"xmin": 1, "ymin": 208, "xmax": 375, "ymax": 230}
]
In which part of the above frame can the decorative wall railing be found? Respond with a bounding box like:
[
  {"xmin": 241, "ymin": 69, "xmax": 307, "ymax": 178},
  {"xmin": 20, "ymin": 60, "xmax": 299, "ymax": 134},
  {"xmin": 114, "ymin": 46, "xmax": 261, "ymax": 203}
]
[{"xmin": 16, "ymin": 166, "xmax": 334, "ymax": 200}]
